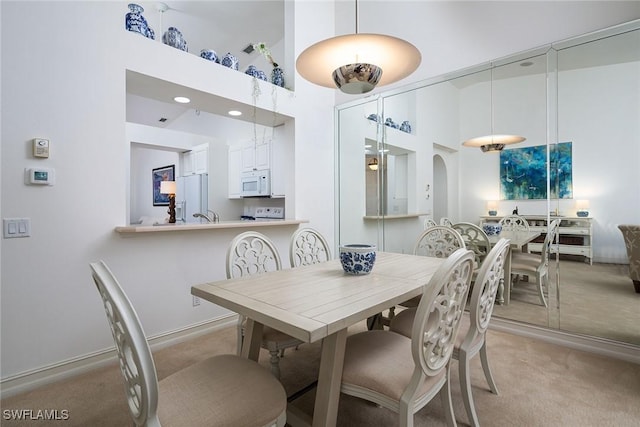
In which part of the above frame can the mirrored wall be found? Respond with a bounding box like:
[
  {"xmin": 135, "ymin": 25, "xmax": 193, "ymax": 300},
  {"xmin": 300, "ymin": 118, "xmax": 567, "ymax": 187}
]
[{"xmin": 336, "ymin": 21, "xmax": 640, "ymax": 347}]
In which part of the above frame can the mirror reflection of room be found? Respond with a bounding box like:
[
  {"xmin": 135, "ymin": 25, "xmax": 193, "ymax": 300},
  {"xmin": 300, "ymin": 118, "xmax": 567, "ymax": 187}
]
[{"xmin": 338, "ymin": 24, "xmax": 640, "ymax": 347}]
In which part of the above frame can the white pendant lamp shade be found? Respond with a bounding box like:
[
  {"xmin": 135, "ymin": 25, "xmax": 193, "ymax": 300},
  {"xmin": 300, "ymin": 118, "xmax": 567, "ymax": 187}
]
[
  {"xmin": 462, "ymin": 134, "xmax": 526, "ymax": 152},
  {"xmin": 296, "ymin": 33, "xmax": 421, "ymax": 94}
]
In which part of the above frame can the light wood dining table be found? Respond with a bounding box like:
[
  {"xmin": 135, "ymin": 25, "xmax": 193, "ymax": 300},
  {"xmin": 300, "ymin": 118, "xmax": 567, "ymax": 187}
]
[
  {"xmin": 191, "ymin": 251, "xmax": 446, "ymax": 427},
  {"xmin": 487, "ymin": 230, "xmax": 540, "ymax": 305}
]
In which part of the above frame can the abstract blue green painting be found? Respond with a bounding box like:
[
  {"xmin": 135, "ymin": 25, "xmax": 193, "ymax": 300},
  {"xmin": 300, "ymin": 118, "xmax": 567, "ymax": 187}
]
[{"xmin": 500, "ymin": 142, "xmax": 573, "ymax": 200}]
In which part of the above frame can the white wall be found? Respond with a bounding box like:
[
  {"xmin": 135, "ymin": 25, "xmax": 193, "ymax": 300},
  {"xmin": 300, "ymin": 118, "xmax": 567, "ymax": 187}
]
[{"xmin": 0, "ymin": 0, "xmax": 335, "ymax": 385}]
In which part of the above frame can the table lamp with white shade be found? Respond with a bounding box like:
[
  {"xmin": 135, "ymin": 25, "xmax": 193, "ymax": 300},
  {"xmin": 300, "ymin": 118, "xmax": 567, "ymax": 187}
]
[
  {"xmin": 576, "ymin": 200, "xmax": 590, "ymax": 217},
  {"xmin": 160, "ymin": 180, "xmax": 177, "ymax": 223}
]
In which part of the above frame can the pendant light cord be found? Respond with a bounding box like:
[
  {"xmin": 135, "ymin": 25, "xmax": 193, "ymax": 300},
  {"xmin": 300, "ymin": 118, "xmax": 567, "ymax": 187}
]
[
  {"xmin": 490, "ymin": 64, "xmax": 494, "ymax": 144},
  {"xmin": 355, "ymin": 0, "xmax": 359, "ymax": 34}
]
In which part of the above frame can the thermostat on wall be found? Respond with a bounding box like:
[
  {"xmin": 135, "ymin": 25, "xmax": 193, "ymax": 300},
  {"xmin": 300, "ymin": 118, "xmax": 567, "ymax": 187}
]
[
  {"xmin": 25, "ymin": 167, "xmax": 55, "ymax": 185},
  {"xmin": 32, "ymin": 138, "xmax": 50, "ymax": 158}
]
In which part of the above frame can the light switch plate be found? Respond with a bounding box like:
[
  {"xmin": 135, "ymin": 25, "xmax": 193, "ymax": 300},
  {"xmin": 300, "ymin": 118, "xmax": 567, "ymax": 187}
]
[{"xmin": 3, "ymin": 218, "xmax": 31, "ymax": 238}]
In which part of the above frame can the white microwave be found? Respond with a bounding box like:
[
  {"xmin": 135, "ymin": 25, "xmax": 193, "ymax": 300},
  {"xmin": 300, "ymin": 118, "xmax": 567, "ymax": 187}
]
[{"xmin": 241, "ymin": 169, "xmax": 271, "ymax": 197}]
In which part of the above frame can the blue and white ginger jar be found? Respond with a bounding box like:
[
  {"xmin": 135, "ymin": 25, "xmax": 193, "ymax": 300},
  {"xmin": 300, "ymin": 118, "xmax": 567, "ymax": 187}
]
[
  {"xmin": 400, "ymin": 121, "xmax": 412, "ymax": 133},
  {"xmin": 200, "ymin": 49, "xmax": 219, "ymax": 63},
  {"xmin": 271, "ymin": 67, "xmax": 285, "ymax": 87},
  {"xmin": 163, "ymin": 27, "xmax": 187, "ymax": 52},
  {"xmin": 125, "ymin": 3, "xmax": 154, "ymax": 39},
  {"xmin": 245, "ymin": 65, "xmax": 266, "ymax": 80},
  {"xmin": 221, "ymin": 53, "xmax": 239, "ymax": 70}
]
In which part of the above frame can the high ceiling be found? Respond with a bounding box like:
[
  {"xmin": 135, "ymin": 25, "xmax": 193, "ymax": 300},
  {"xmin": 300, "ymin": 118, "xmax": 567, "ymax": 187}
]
[{"xmin": 127, "ymin": 1, "xmax": 639, "ymax": 128}]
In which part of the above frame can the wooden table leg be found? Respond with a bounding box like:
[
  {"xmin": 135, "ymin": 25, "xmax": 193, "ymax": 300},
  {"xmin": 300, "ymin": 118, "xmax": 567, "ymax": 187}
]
[
  {"xmin": 241, "ymin": 318, "xmax": 263, "ymax": 361},
  {"xmin": 312, "ymin": 328, "xmax": 348, "ymax": 427}
]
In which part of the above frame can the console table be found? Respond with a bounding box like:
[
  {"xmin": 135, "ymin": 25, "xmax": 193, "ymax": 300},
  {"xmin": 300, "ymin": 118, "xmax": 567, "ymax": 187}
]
[{"xmin": 480, "ymin": 215, "xmax": 593, "ymax": 264}]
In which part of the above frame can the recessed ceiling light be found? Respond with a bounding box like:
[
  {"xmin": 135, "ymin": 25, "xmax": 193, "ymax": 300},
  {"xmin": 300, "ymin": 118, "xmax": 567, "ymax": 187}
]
[
  {"xmin": 228, "ymin": 110, "xmax": 242, "ymax": 116},
  {"xmin": 174, "ymin": 96, "xmax": 190, "ymax": 104}
]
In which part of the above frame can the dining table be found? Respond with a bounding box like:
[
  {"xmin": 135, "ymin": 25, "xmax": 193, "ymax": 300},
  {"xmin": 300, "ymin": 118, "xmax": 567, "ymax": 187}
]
[
  {"xmin": 191, "ymin": 251, "xmax": 446, "ymax": 427},
  {"xmin": 487, "ymin": 230, "xmax": 541, "ymax": 304}
]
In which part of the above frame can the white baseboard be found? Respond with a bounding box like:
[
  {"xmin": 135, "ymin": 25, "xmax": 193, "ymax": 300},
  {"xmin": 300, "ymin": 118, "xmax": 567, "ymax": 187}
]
[
  {"xmin": 491, "ymin": 318, "xmax": 640, "ymax": 365},
  {"xmin": 0, "ymin": 315, "xmax": 237, "ymax": 399}
]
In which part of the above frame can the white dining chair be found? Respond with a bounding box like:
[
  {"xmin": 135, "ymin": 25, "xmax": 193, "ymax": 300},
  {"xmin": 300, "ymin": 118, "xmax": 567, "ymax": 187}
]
[
  {"xmin": 227, "ymin": 231, "xmax": 304, "ymax": 378},
  {"xmin": 340, "ymin": 248, "xmax": 475, "ymax": 427},
  {"xmin": 390, "ymin": 238, "xmax": 510, "ymax": 427},
  {"xmin": 499, "ymin": 215, "xmax": 531, "ymax": 253},
  {"xmin": 440, "ymin": 217, "xmax": 454, "ymax": 227},
  {"xmin": 452, "ymin": 222, "xmax": 492, "ymax": 271},
  {"xmin": 289, "ymin": 227, "xmax": 331, "ymax": 267},
  {"xmin": 413, "ymin": 225, "xmax": 466, "ymax": 259},
  {"xmin": 90, "ymin": 260, "xmax": 287, "ymax": 427},
  {"xmin": 368, "ymin": 226, "xmax": 466, "ymax": 330},
  {"xmin": 424, "ymin": 218, "xmax": 437, "ymax": 229},
  {"xmin": 510, "ymin": 219, "xmax": 560, "ymax": 307},
  {"xmin": 499, "ymin": 214, "xmax": 530, "ymax": 232}
]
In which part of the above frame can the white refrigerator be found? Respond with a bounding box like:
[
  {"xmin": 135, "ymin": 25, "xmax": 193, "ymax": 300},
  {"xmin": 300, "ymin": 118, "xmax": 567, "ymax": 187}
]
[{"xmin": 176, "ymin": 173, "xmax": 208, "ymax": 223}]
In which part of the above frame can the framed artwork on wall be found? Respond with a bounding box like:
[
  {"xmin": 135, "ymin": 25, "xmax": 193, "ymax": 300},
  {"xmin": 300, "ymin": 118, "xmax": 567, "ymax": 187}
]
[
  {"xmin": 152, "ymin": 165, "xmax": 175, "ymax": 206},
  {"xmin": 500, "ymin": 142, "xmax": 573, "ymax": 200}
]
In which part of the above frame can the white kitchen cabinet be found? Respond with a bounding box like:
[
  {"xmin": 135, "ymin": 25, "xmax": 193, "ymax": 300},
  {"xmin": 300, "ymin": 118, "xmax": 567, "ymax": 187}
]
[
  {"xmin": 240, "ymin": 140, "xmax": 270, "ymax": 172},
  {"xmin": 228, "ymin": 144, "xmax": 242, "ymax": 199},
  {"xmin": 181, "ymin": 143, "xmax": 208, "ymax": 176},
  {"xmin": 229, "ymin": 138, "xmax": 286, "ymax": 198}
]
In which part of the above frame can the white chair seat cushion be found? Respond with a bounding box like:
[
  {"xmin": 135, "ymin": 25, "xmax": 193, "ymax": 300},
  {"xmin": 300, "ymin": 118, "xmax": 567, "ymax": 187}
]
[
  {"xmin": 341, "ymin": 330, "xmax": 446, "ymax": 402},
  {"xmin": 158, "ymin": 354, "xmax": 286, "ymax": 427},
  {"xmin": 511, "ymin": 252, "xmax": 541, "ymax": 272}
]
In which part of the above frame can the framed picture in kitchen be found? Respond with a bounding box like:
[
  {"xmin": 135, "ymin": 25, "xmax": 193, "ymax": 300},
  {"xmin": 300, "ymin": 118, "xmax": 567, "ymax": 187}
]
[{"xmin": 152, "ymin": 164, "xmax": 175, "ymax": 206}]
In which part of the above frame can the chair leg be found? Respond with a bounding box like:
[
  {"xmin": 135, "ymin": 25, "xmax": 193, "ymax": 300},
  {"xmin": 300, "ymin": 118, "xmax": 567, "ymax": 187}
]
[
  {"xmin": 479, "ymin": 341, "xmax": 499, "ymax": 395},
  {"xmin": 441, "ymin": 367, "xmax": 456, "ymax": 427},
  {"xmin": 537, "ymin": 273, "xmax": 548, "ymax": 308},
  {"xmin": 268, "ymin": 349, "xmax": 281, "ymax": 380},
  {"xmin": 459, "ymin": 350, "xmax": 479, "ymax": 427}
]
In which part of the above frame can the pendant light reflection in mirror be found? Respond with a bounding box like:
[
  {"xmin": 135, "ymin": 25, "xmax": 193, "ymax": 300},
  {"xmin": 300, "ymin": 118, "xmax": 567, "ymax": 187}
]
[{"xmin": 462, "ymin": 65, "xmax": 526, "ymax": 152}]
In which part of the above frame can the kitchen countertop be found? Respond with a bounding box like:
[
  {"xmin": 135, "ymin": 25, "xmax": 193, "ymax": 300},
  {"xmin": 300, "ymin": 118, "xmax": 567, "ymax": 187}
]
[{"xmin": 114, "ymin": 219, "xmax": 308, "ymax": 234}]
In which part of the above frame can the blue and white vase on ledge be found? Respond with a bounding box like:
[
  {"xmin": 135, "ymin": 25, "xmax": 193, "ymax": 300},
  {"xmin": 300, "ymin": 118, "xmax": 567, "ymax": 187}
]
[
  {"xmin": 221, "ymin": 53, "xmax": 239, "ymax": 70},
  {"xmin": 163, "ymin": 27, "xmax": 188, "ymax": 52},
  {"xmin": 125, "ymin": 3, "xmax": 154, "ymax": 39},
  {"xmin": 271, "ymin": 67, "xmax": 285, "ymax": 87}
]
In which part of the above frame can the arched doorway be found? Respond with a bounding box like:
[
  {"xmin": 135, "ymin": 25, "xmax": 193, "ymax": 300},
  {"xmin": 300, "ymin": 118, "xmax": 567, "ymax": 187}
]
[{"xmin": 433, "ymin": 154, "xmax": 448, "ymax": 222}]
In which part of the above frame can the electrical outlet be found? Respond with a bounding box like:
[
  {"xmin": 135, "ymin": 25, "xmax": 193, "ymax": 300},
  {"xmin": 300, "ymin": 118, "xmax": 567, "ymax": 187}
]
[{"xmin": 192, "ymin": 296, "xmax": 200, "ymax": 307}]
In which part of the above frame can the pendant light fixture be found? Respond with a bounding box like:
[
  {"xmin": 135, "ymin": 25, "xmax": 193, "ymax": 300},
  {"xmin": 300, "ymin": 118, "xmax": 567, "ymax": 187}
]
[
  {"xmin": 462, "ymin": 65, "xmax": 525, "ymax": 152},
  {"xmin": 296, "ymin": 0, "xmax": 421, "ymax": 94},
  {"xmin": 368, "ymin": 157, "xmax": 379, "ymax": 170}
]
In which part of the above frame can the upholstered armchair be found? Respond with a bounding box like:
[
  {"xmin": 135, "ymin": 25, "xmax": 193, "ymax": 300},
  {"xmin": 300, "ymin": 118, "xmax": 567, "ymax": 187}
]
[{"xmin": 618, "ymin": 225, "xmax": 640, "ymax": 293}]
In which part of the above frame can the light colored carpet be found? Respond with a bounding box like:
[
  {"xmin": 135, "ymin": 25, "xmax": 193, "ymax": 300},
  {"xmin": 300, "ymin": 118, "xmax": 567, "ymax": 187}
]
[
  {"xmin": 2, "ymin": 322, "xmax": 639, "ymax": 426},
  {"xmin": 493, "ymin": 259, "xmax": 640, "ymax": 346}
]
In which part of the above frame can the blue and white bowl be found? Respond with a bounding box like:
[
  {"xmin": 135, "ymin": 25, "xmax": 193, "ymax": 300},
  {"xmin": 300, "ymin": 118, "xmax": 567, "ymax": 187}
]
[
  {"xmin": 221, "ymin": 52, "xmax": 239, "ymax": 70},
  {"xmin": 367, "ymin": 113, "xmax": 380, "ymax": 122},
  {"xmin": 339, "ymin": 244, "xmax": 377, "ymax": 275},
  {"xmin": 482, "ymin": 222, "xmax": 503, "ymax": 236},
  {"xmin": 200, "ymin": 49, "xmax": 219, "ymax": 63}
]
